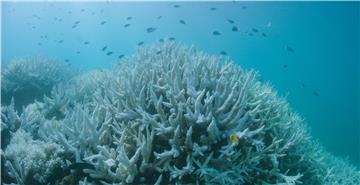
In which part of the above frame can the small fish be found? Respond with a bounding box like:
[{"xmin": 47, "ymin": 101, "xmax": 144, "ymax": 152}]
[
  {"xmin": 102, "ymin": 46, "xmax": 108, "ymax": 51},
  {"xmin": 100, "ymin": 21, "xmax": 107, "ymax": 25},
  {"xmin": 84, "ymin": 41, "xmax": 89, "ymax": 45},
  {"xmin": 159, "ymin": 38, "xmax": 164, "ymax": 43},
  {"xmin": 261, "ymin": 33, "xmax": 267, "ymax": 37},
  {"xmin": 301, "ymin": 83, "xmax": 307, "ymax": 88},
  {"xmin": 220, "ymin": 51, "xmax": 227, "ymax": 55},
  {"xmin": 146, "ymin": 27, "xmax": 156, "ymax": 33},
  {"xmin": 68, "ymin": 162, "xmax": 95, "ymax": 170},
  {"xmin": 118, "ymin": 54, "xmax": 125, "ymax": 59},
  {"xmin": 37, "ymin": 42, "xmax": 42, "ymax": 46},
  {"xmin": 74, "ymin": 21, "xmax": 80, "ymax": 25},
  {"xmin": 210, "ymin": 7, "xmax": 217, "ymax": 11},
  {"xmin": 106, "ymin": 51, "xmax": 113, "ymax": 56},
  {"xmin": 156, "ymin": 50, "xmax": 162, "ymax": 55},
  {"xmin": 68, "ymin": 11, "xmax": 72, "ymax": 14},
  {"xmin": 168, "ymin": 37, "xmax": 175, "ymax": 41},
  {"xmin": 58, "ymin": 40, "xmax": 63, "ymax": 43},
  {"xmin": 251, "ymin": 28, "xmax": 259, "ymax": 33},
  {"xmin": 227, "ymin": 19, "xmax": 235, "ymax": 24},
  {"xmin": 124, "ymin": 24, "xmax": 131, "ymax": 28},
  {"xmin": 127, "ymin": 16, "xmax": 132, "ymax": 20},
  {"xmin": 313, "ymin": 91, "xmax": 319, "ymax": 96},
  {"xmin": 213, "ymin": 31, "xmax": 221, "ymax": 36},
  {"xmin": 173, "ymin": 4, "xmax": 180, "ymax": 8},
  {"xmin": 179, "ymin": 20, "xmax": 186, "ymax": 24},
  {"xmin": 65, "ymin": 59, "xmax": 70, "ymax": 62},
  {"xmin": 76, "ymin": 51, "xmax": 81, "ymax": 54},
  {"xmin": 138, "ymin": 41, "xmax": 144, "ymax": 46},
  {"xmin": 31, "ymin": 26, "xmax": 36, "ymax": 29},
  {"xmin": 286, "ymin": 45, "xmax": 294, "ymax": 52},
  {"xmin": 72, "ymin": 25, "xmax": 77, "ymax": 29},
  {"xmin": 229, "ymin": 134, "xmax": 239, "ymax": 145},
  {"xmin": 247, "ymin": 32, "xmax": 253, "ymax": 36},
  {"xmin": 80, "ymin": 9, "xmax": 85, "ymax": 12},
  {"xmin": 283, "ymin": 64, "xmax": 288, "ymax": 68},
  {"xmin": 242, "ymin": 6, "xmax": 247, "ymax": 9},
  {"xmin": 232, "ymin": 26, "xmax": 238, "ymax": 32},
  {"xmin": 157, "ymin": 16, "xmax": 162, "ymax": 19}
]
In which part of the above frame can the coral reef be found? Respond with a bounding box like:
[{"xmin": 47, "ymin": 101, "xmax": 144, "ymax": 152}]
[
  {"xmin": 1, "ymin": 42, "xmax": 359, "ymax": 185},
  {"xmin": 1, "ymin": 56, "xmax": 72, "ymax": 111}
]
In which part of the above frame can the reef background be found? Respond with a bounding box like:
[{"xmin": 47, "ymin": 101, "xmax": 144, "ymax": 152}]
[{"xmin": 2, "ymin": 1, "xmax": 359, "ymax": 166}]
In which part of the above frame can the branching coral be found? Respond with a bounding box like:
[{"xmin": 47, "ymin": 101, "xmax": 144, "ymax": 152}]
[
  {"xmin": 1, "ymin": 56, "xmax": 73, "ymax": 111},
  {"xmin": 3, "ymin": 129, "xmax": 64, "ymax": 184},
  {"xmin": 1, "ymin": 42, "xmax": 359, "ymax": 185}
]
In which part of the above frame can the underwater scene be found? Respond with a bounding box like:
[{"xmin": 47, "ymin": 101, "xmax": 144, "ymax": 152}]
[{"xmin": 1, "ymin": 1, "xmax": 359, "ymax": 185}]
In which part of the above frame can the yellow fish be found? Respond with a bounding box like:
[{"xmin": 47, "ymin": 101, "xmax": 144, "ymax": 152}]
[{"xmin": 229, "ymin": 134, "xmax": 239, "ymax": 145}]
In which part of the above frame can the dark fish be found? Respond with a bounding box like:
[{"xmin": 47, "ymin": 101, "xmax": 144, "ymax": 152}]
[
  {"xmin": 32, "ymin": 26, "xmax": 36, "ymax": 29},
  {"xmin": 65, "ymin": 59, "xmax": 70, "ymax": 62},
  {"xmin": 72, "ymin": 25, "xmax": 77, "ymax": 29},
  {"xmin": 146, "ymin": 27, "xmax": 156, "ymax": 33},
  {"xmin": 251, "ymin": 28, "xmax": 259, "ymax": 33},
  {"xmin": 68, "ymin": 11, "xmax": 72, "ymax": 14},
  {"xmin": 118, "ymin": 54, "xmax": 125, "ymax": 59},
  {"xmin": 232, "ymin": 26, "xmax": 238, "ymax": 32},
  {"xmin": 127, "ymin": 16, "xmax": 132, "ymax": 20},
  {"xmin": 84, "ymin": 41, "xmax": 89, "ymax": 45},
  {"xmin": 261, "ymin": 33, "xmax": 267, "ymax": 37},
  {"xmin": 301, "ymin": 83, "xmax": 307, "ymax": 88},
  {"xmin": 74, "ymin": 21, "xmax": 80, "ymax": 25},
  {"xmin": 124, "ymin": 24, "xmax": 131, "ymax": 28},
  {"xmin": 106, "ymin": 51, "xmax": 113, "ymax": 56},
  {"xmin": 286, "ymin": 45, "xmax": 294, "ymax": 52},
  {"xmin": 283, "ymin": 64, "xmax": 288, "ymax": 68},
  {"xmin": 37, "ymin": 42, "xmax": 42, "ymax": 46},
  {"xmin": 169, "ymin": 37, "xmax": 175, "ymax": 41},
  {"xmin": 227, "ymin": 19, "xmax": 235, "ymax": 24},
  {"xmin": 100, "ymin": 21, "xmax": 107, "ymax": 25},
  {"xmin": 313, "ymin": 91, "xmax": 319, "ymax": 96},
  {"xmin": 91, "ymin": 12, "xmax": 96, "ymax": 15},
  {"xmin": 159, "ymin": 38, "xmax": 164, "ymax": 43},
  {"xmin": 213, "ymin": 31, "xmax": 221, "ymax": 36},
  {"xmin": 58, "ymin": 40, "xmax": 63, "ymax": 43},
  {"xmin": 179, "ymin": 20, "xmax": 186, "ymax": 24},
  {"xmin": 80, "ymin": 9, "xmax": 85, "ymax": 12},
  {"xmin": 242, "ymin": 6, "xmax": 247, "ymax": 9},
  {"xmin": 138, "ymin": 41, "xmax": 144, "ymax": 46},
  {"xmin": 156, "ymin": 50, "xmax": 162, "ymax": 54},
  {"xmin": 247, "ymin": 32, "xmax": 253, "ymax": 36},
  {"xmin": 174, "ymin": 4, "xmax": 180, "ymax": 8},
  {"xmin": 102, "ymin": 46, "xmax": 107, "ymax": 51},
  {"xmin": 157, "ymin": 16, "xmax": 162, "ymax": 19},
  {"xmin": 76, "ymin": 51, "xmax": 81, "ymax": 54},
  {"xmin": 68, "ymin": 162, "xmax": 95, "ymax": 170},
  {"xmin": 220, "ymin": 51, "xmax": 227, "ymax": 55},
  {"xmin": 210, "ymin": 7, "xmax": 217, "ymax": 11}
]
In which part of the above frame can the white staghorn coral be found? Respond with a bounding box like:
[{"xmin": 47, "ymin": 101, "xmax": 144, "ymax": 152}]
[{"xmin": 2, "ymin": 42, "xmax": 359, "ymax": 185}]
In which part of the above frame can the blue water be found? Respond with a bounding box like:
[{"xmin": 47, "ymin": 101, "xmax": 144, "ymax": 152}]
[{"xmin": 2, "ymin": 1, "xmax": 359, "ymax": 166}]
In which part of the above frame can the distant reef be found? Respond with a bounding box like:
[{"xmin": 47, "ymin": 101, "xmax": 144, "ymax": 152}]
[{"xmin": 1, "ymin": 42, "xmax": 359, "ymax": 185}]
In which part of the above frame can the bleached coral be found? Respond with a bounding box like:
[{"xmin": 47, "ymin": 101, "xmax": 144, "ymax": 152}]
[
  {"xmin": 3, "ymin": 129, "xmax": 64, "ymax": 184},
  {"xmin": 1, "ymin": 56, "xmax": 72, "ymax": 110},
  {"xmin": 2, "ymin": 42, "xmax": 359, "ymax": 185}
]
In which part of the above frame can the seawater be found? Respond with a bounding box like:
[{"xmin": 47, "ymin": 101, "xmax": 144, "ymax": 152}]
[{"xmin": 2, "ymin": 1, "xmax": 359, "ymax": 166}]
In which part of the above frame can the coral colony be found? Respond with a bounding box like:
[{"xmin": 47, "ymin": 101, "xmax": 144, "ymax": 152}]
[{"xmin": 1, "ymin": 43, "xmax": 360, "ymax": 185}]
